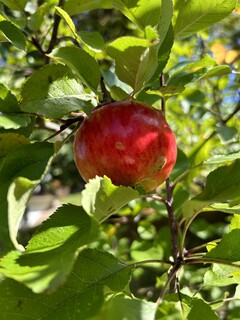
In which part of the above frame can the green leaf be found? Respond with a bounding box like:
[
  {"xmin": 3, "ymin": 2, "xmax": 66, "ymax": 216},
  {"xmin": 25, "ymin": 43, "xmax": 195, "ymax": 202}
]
[
  {"xmin": 166, "ymin": 294, "xmax": 218, "ymax": 320},
  {"xmin": 78, "ymin": 31, "xmax": 105, "ymax": 52},
  {"xmin": 49, "ymin": 47, "xmax": 101, "ymax": 92},
  {"xmin": 206, "ymin": 229, "xmax": 240, "ymax": 262},
  {"xmin": 152, "ymin": 23, "xmax": 174, "ymax": 81},
  {"xmin": 102, "ymin": 69, "xmax": 132, "ymax": 100},
  {"xmin": 113, "ymin": 0, "xmax": 173, "ymax": 40},
  {"xmin": 74, "ymin": 248, "xmax": 133, "ymax": 292},
  {"xmin": 64, "ymin": 0, "xmax": 113, "ymax": 16},
  {"xmin": 8, "ymin": 178, "xmax": 37, "ymax": 250},
  {"xmin": 0, "ymin": 114, "xmax": 31, "ymax": 129},
  {"xmin": 20, "ymin": 64, "xmax": 96, "ymax": 119},
  {"xmin": 81, "ymin": 176, "xmax": 139, "ymax": 222},
  {"xmin": 0, "ymin": 268, "xmax": 103, "ymax": 320},
  {"xmin": 93, "ymin": 294, "xmax": 158, "ymax": 320},
  {"xmin": 187, "ymin": 299, "xmax": 218, "ymax": 320},
  {"xmin": 107, "ymin": 36, "xmax": 157, "ymax": 92},
  {"xmin": 167, "ymin": 55, "xmax": 217, "ymax": 87},
  {"xmin": 0, "ymin": 84, "xmax": 19, "ymax": 112},
  {"xmin": 182, "ymin": 159, "xmax": 240, "ymax": 218},
  {"xmin": 130, "ymin": 240, "xmax": 164, "ymax": 261},
  {"xmin": 171, "ymin": 148, "xmax": 190, "ymax": 181},
  {"xmin": 216, "ymin": 125, "xmax": 238, "ymax": 142},
  {"xmin": 0, "ymin": 142, "xmax": 55, "ymax": 254},
  {"xmin": 204, "ymin": 263, "xmax": 240, "ymax": 287},
  {"xmin": 0, "ymin": 0, "xmax": 27, "ymax": 11},
  {"xmin": 203, "ymin": 151, "xmax": 240, "ymax": 165},
  {"xmin": 174, "ymin": 0, "xmax": 237, "ymax": 38},
  {"xmin": 0, "ymin": 248, "xmax": 132, "ymax": 319},
  {"xmin": 0, "ymin": 205, "xmax": 100, "ymax": 293},
  {"xmin": 0, "ymin": 133, "xmax": 29, "ymax": 164},
  {"xmin": 27, "ymin": 2, "xmax": 49, "ymax": 31},
  {"xmin": 208, "ymin": 203, "xmax": 240, "ymax": 215},
  {"xmin": 198, "ymin": 65, "xmax": 232, "ymax": 79},
  {"xmin": 55, "ymin": 6, "xmax": 79, "ymax": 39},
  {"xmin": 0, "ymin": 20, "xmax": 26, "ymax": 50}
]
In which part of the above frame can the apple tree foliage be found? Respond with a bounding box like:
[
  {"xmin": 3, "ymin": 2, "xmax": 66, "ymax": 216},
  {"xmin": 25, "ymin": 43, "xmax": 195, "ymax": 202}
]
[{"xmin": 0, "ymin": 0, "xmax": 240, "ymax": 319}]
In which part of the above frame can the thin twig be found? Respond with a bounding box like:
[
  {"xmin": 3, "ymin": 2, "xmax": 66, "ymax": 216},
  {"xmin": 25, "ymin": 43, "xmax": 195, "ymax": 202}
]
[{"xmin": 45, "ymin": 0, "xmax": 65, "ymax": 55}]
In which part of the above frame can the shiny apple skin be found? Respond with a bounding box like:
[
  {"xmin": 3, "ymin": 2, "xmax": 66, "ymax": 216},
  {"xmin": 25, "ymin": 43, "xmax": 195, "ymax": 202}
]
[{"xmin": 74, "ymin": 100, "xmax": 177, "ymax": 192}]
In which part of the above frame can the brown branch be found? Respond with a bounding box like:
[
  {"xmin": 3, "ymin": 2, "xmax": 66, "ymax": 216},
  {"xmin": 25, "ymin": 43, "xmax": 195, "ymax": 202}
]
[{"xmin": 45, "ymin": 0, "xmax": 65, "ymax": 57}]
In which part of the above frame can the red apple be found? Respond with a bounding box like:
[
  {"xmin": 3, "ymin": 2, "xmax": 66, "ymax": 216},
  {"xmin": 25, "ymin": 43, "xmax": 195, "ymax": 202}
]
[{"xmin": 74, "ymin": 100, "xmax": 177, "ymax": 192}]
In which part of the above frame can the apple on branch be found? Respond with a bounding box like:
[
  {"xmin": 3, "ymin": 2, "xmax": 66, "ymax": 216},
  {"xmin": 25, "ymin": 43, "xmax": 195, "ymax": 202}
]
[{"xmin": 74, "ymin": 100, "xmax": 177, "ymax": 192}]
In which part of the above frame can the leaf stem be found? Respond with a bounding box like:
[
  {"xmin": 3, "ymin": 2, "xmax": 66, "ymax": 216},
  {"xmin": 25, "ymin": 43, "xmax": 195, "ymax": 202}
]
[{"xmin": 185, "ymin": 257, "xmax": 240, "ymax": 269}]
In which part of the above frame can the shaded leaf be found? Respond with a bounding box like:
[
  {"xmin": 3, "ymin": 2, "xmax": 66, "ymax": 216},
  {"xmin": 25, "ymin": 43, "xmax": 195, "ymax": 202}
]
[
  {"xmin": 0, "ymin": 84, "xmax": 19, "ymax": 112},
  {"xmin": 102, "ymin": 69, "xmax": 132, "ymax": 100},
  {"xmin": 174, "ymin": 0, "xmax": 237, "ymax": 38},
  {"xmin": 0, "ymin": 248, "xmax": 132, "ymax": 319},
  {"xmin": 27, "ymin": 2, "xmax": 49, "ymax": 31},
  {"xmin": 0, "ymin": 142, "xmax": 55, "ymax": 254},
  {"xmin": 0, "ymin": 269, "xmax": 103, "ymax": 320},
  {"xmin": 183, "ymin": 159, "xmax": 240, "ymax": 218},
  {"xmin": 92, "ymin": 294, "xmax": 158, "ymax": 320},
  {"xmin": 64, "ymin": 0, "xmax": 113, "ymax": 16},
  {"xmin": 187, "ymin": 298, "xmax": 218, "ymax": 320},
  {"xmin": 49, "ymin": 47, "xmax": 101, "ymax": 92},
  {"xmin": 0, "ymin": 20, "xmax": 26, "ymax": 50},
  {"xmin": 0, "ymin": 0, "xmax": 27, "ymax": 11},
  {"xmin": 21, "ymin": 64, "xmax": 96, "ymax": 118},
  {"xmin": 0, "ymin": 114, "xmax": 31, "ymax": 129},
  {"xmin": 8, "ymin": 178, "xmax": 37, "ymax": 250},
  {"xmin": 75, "ymin": 248, "xmax": 132, "ymax": 292},
  {"xmin": 78, "ymin": 31, "xmax": 105, "ymax": 52},
  {"xmin": 0, "ymin": 205, "xmax": 100, "ymax": 293},
  {"xmin": 216, "ymin": 125, "xmax": 238, "ymax": 142},
  {"xmin": 0, "ymin": 133, "xmax": 29, "ymax": 163},
  {"xmin": 81, "ymin": 176, "xmax": 139, "ymax": 222}
]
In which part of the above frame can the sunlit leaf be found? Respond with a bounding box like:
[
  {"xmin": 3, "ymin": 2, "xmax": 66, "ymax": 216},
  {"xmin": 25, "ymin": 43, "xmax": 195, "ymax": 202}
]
[
  {"xmin": 174, "ymin": 0, "xmax": 237, "ymax": 38},
  {"xmin": 107, "ymin": 36, "xmax": 157, "ymax": 92},
  {"xmin": 0, "ymin": 20, "xmax": 26, "ymax": 50},
  {"xmin": 206, "ymin": 229, "xmax": 240, "ymax": 262},
  {"xmin": 81, "ymin": 176, "xmax": 139, "ymax": 222},
  {"xmin": 55, "ymin": 6, "xmax": 78, "ymax": 39},
  {"xmin": 49, "ymin": 47, "xmax": 101, "ymax": 92},
  {"xmin": 21, "ymin": 64, "xmax": 96, "ymax": 118},
  {"xmin": 113, "ymin": 0, "xmax": 173, "ymax": 41},
  {"xmin": 198, "ymin": 65, "xmax": 232, "ymax": 79}
]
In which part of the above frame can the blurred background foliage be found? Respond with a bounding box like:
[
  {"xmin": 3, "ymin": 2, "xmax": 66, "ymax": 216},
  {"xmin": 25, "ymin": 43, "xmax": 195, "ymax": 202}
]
[{"xmin": 0, "ymin": 0, "xmax": 240, "ymax": 315}]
